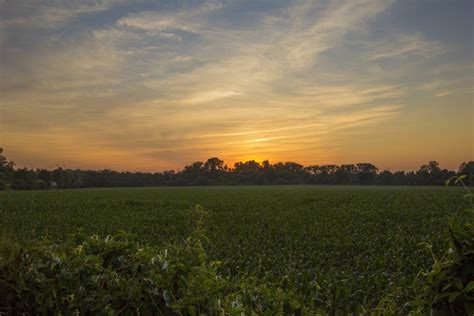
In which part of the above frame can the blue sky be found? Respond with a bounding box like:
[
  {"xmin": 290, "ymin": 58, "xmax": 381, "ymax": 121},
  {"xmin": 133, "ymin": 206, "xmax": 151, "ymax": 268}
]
[{"xmin": 1, "ymin": 0, "xmax": 472, "ymax": 171}]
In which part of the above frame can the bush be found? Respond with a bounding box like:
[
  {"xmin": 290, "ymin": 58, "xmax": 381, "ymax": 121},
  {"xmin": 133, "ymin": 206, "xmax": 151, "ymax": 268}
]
[
  {"xmin": 0, "ymin": 206, "xmax": 309, "ymax": 315},
  {"xmin": 411, "ymin": 176, "xmax": 474, "ymax": 314},
  {"xmin": 411, "ymin": 218, "xmax": 474, "ymax": 315}
]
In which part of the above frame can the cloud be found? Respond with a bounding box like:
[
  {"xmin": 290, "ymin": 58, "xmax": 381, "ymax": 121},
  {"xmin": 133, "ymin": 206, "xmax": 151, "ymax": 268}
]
[
  {"xmin": 2, "ymin": 0, "xmax": 469, "ymax": 170},
  {"xmin": 183, "ymin": 90, "xmax": 242, "ymax": 104},
  {"xmin": 0, "ymin": 1, "xmax": 120, "ymax": 29},
  {"xmin": 116, "ymin": 1, "xmax": 224, "ymax": 32},
  {"xmin": 1, "ymin": 0, "xmax": 402, "ymax": 167},
  {"xmin": 370, "ymin": 33, "xmax": 446, "ymax": 60},
  {"xmin": 419, "ymin": 79, "xmax": 471, "ymax": 98}
]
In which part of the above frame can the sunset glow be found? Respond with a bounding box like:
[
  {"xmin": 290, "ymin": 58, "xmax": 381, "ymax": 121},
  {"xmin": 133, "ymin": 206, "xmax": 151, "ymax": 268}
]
[{"xmin": 1, "ymin": 0, "xmax": 472, "ymax": 171}]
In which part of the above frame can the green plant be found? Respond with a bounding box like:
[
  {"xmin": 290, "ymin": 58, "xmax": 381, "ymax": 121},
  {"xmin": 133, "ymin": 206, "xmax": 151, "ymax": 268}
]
[
  {"xmin": 0, "ymin": 205, "xmax": 310, "ymax": 314},
  {"xmin": 411, "ymin": 175, "xmax": 474, "ymax": 314},
  {"xmin": 446, "ymin": 175, "xmax": 473, "ymax": 209},
  {"xmin": 1, "ymin": 186, "xmax": 469, "ymax": 313}
]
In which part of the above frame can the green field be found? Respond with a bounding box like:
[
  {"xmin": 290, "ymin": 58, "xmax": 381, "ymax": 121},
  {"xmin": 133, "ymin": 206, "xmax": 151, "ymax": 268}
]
[{"xmin": 0, "ymin": 186, "xmax": 471, "ymax": 313}]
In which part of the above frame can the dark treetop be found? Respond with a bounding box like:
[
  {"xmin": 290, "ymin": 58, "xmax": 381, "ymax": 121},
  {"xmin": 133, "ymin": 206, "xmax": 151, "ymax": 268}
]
[{"xmin": 0, "ymin": 148, "xmax": 472, "ymax": 189}]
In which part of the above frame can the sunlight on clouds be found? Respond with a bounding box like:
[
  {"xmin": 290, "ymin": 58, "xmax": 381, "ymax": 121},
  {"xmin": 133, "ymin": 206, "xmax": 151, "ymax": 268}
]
[
  {"xmin": 1, "ymin": 0, "xmax": 472, "ymax": 171},
  {"xmin": 248, "ymin": 138, "xmax": 274, "ymax": 143},
  {"xmin": 183, "ymin": 90, "xmax": 242, "ymax": 104}
]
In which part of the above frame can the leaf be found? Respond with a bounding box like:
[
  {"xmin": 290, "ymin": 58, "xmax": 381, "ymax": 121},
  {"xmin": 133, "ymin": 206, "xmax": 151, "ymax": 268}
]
[
  {"xmin": 441, "ymin": 283, "xmax": 451, "ymax": 291},
  {"xmin": 187, "ymin": 305, "xmax": 196, "ymax": 315},
  {"xmin": 453, "ymin": 278, "xmax": 463, "ymax": 290},
  {"xmin": 448, "ymin": 291, "xmax": 460, "ymax": 302},
  {"xmin": 445, "ymin": 177, "xmax": 456, "ymax": 186},
  {"xmin": 466, "ymin": 281, "xmax": 474, "ymax": 293}
]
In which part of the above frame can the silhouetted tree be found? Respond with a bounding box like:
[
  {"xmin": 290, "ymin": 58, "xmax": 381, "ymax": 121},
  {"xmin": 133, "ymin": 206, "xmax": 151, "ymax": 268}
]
[
  {"xmin": 376, "ymin": 170, "xmax": 394, "ymax": 185},
  {"xmin": 180, "ymin": 162, "xmax": 204, "ymax": 185},
  {"xmin": 0, "ymin": 148, "xmax": 468, "ymax": 189},
  {"xmin": 356, "ymin": 163, "xmax": 378, "ymax": 185},
  {"xmin": 203, "ymin": 158, "xmax": 227, "ymax": 184},
  {"xmin": 392, "ymin": 171, "xmax": 406, "ymax": 185},
  {"xmin": 233, "ymin": 160, "xmax": 262, "ymax": 185},
  {"xmin": 0, "ymin": 148, "xmax": 14, "ymax": 189},
  {"xmin": 458, "ymin": 161, "xmax": 474, "ymax": 186}
]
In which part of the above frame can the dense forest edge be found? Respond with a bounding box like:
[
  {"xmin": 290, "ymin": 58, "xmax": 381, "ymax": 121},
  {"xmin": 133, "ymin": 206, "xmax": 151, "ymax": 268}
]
[{"xmin": 1, "ymin": 148, "xmax": 473, "ymax": 189}]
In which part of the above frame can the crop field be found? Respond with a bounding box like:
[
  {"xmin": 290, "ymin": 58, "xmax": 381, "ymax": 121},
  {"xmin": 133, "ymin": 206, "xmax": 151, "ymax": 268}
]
[{"xmin": 0, "ymin": 186, "xmax": 472, "ymax": 314}]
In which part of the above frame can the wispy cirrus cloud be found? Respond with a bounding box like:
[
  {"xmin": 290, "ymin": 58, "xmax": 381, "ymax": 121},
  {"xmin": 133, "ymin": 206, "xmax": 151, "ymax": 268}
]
[
  {"xmin": 370, "ymin": 33, "xmax": 446, "ymax": 60},
  {"xmin": 0, "ymin": 1, "xmax": 122, "ymax": 29},
  {"xmin": 117, "ymin": 1, "xmax": 223, "ymax": 33},
  {"xmin": 1, "ymin": 0, "xmax": 471, "ymax": 171}
]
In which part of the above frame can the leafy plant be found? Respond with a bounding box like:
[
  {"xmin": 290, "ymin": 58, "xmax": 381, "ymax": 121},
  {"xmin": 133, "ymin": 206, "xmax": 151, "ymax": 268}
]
[
  {"xmin": 0, "ymin": 205, "xmax": 309, "ymax": 314},
  {"xmin": 446, "ymin": 175, "xmax": 473, "ymax": 209},
  {"xmin": 412, "ymin": 175, "xmax": 474, "ymax": 314},
  {"xmin": 1, "ymin": 186, "xmax": 470, "ymax": 313}
]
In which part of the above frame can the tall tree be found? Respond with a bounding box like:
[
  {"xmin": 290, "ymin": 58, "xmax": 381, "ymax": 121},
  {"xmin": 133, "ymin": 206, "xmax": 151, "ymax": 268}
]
[
  {"xmin": 356, "ymin": 163, "xmax": 378, "ymax": 185},
  {"xmin": 0, "ymin": 148, "xmax": 14, "ymax": 189}
]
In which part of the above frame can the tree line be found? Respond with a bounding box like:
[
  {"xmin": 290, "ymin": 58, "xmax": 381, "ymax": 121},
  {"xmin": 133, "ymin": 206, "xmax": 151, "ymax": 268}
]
[{"xmin": 0, "ymin": 148, "xmax": 472, "ymax": 190}]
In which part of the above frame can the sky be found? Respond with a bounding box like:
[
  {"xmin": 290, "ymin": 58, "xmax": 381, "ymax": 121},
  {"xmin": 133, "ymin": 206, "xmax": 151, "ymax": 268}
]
[{"xmin": 0, "ymin": 0, "xmax": 473, "ymax": 172}]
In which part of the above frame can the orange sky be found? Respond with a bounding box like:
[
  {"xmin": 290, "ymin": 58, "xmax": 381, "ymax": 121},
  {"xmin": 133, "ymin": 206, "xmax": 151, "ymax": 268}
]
[{"xmin": 1, "ymin": 1, "xmax": 473, "ymax": 172}]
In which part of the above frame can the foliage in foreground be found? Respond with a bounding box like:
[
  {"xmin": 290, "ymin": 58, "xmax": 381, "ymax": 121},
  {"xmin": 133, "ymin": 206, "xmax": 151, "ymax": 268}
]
[
  {"xmin": 1, "ymin": 204, "xmax": 473, "ymax": 315},
  {"xmin": 0, "ymin": 206, "xmax": 312, "ymax": 315},
  {"xmin": 412, "ymin": 176, "xmax": 474, "ymax": 314},
  {"xmin": 416, "ymin": 218, "xmax": 474, "ymax": 314}
]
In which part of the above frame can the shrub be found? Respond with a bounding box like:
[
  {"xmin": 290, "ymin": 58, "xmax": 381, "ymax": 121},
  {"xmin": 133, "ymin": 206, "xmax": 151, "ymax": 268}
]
[
  {"xmin": 0, "ymin": 206, "xmax": 309, "ymax": 315},
  {"xmin": 411, "ymin": 175, "xmax": 474, "ymax": 314}
]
